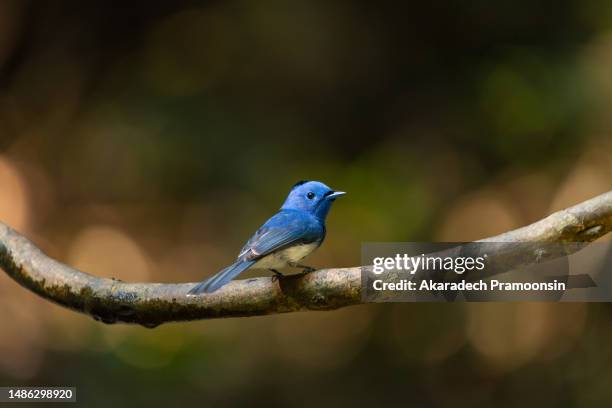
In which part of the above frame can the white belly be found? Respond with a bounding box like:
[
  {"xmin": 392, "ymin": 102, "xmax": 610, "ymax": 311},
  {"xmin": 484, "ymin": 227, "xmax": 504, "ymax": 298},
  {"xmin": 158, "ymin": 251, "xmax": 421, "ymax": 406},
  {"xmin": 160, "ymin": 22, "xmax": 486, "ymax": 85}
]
[{"xmin": 252, "ymin": 242, "xmax": 319, "ymax": 269}]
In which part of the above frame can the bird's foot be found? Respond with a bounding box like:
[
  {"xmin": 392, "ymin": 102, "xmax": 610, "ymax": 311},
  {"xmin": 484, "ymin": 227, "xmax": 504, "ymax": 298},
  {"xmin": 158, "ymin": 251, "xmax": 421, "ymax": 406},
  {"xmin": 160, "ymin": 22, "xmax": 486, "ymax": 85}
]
[{"xmin": 270, "ymin": 269, "xmax": 284, "ymax": 282}]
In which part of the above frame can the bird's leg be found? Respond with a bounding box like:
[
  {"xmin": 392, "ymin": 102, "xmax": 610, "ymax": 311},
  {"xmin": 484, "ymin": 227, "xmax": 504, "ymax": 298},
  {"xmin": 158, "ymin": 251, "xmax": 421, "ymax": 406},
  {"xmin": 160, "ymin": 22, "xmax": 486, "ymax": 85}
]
[
  {"xmin": 290, "ymin": 263, "xmax": 316, "ymax": 274},
  {"xmin": 269, "ymin": 269, "xmax": 284, "ymax": 282}
]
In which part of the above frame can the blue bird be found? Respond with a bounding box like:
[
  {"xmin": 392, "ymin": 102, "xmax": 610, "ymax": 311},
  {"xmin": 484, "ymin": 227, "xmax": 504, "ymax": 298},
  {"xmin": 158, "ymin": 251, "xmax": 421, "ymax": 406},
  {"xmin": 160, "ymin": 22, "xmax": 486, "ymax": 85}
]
[{"xmin": 187, "ymin": 181, "xmax": 345, "ymax": 295}]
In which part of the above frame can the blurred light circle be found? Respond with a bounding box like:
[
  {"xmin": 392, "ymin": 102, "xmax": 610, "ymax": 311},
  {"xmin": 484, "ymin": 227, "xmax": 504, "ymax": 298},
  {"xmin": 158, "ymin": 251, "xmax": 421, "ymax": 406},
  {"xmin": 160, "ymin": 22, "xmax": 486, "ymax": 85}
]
[
  {"xmin": 551, "ymin": 163, "xmax": 610, "ymax": 213},
  {"xmin": 0, "ymin": 298, "xmax": 45, "ymax": 379},
  {"xmin": 67, "ymin": 225, "xmax": 151, "ymax": 281},
  {"xmin": 436, "ymin": 190, "xmax": 521, "ymax": 241},
  {"xmin": 0, "ymin": 156, "xmax": 30, "ymax": 231},
  {"xmin": 103, "ymin": 325, "xmax": 186, "ymax": 370},
  {"xmin": 466, "ymin": 303, "xmax": 586, "ymax": 371}
]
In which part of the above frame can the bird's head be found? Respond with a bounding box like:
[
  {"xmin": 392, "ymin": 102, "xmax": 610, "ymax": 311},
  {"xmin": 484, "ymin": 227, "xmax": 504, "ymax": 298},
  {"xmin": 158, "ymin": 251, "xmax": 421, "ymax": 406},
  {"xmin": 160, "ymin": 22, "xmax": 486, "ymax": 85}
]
[{"xmin": 281, "ymin": 180, "xmax": 346, "ymax": 220}]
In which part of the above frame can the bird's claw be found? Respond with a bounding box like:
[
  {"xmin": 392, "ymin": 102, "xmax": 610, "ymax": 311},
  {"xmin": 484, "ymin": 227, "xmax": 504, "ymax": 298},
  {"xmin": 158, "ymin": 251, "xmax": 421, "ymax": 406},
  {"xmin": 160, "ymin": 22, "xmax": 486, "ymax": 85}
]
[
  {"xmin": 270, "ymin": 269, "xmax": 284, "ymax": 282},
  {"xmin": 289, "ymin": 263, "xmax": 316, "ymax": 274}
]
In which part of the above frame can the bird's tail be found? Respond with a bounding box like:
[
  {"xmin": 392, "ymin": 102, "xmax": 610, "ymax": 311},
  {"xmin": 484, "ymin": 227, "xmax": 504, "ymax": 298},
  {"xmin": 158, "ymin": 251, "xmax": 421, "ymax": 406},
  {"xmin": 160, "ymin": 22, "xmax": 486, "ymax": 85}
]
[{"xmin": 187, "ymin": 260, "xmax": 256, "ymax": 295}]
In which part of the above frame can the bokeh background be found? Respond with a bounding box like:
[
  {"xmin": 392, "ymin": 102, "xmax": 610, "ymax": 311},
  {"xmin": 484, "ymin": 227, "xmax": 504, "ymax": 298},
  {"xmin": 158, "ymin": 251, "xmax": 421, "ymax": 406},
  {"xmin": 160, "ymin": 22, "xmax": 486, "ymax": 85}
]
[{"xmin": 1, "ymin": 1, "xmax": 612, "ymax": 406}]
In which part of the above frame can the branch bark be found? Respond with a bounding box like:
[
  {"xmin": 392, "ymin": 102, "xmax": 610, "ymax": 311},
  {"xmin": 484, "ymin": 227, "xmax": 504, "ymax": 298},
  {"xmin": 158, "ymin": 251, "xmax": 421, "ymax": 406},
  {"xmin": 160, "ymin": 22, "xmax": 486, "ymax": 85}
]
[{"xmin": 1, "ymin": 191, "xmax": 611, "ymax": 328}]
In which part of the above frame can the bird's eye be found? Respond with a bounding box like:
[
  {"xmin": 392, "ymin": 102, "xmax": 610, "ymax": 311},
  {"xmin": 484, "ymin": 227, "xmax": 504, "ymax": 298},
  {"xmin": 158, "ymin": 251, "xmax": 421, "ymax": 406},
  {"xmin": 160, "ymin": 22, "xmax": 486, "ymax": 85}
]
[{"xmin": 307, "ymin": 192, "xmax": 315, "ymax": 200}]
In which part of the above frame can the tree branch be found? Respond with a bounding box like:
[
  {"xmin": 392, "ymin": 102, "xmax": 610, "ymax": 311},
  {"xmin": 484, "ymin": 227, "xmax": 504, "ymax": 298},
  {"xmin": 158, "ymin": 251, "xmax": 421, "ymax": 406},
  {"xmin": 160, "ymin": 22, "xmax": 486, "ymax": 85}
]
[{"xmin": 1, "ymin": 191, "xmax": 611, "ymax": 328}]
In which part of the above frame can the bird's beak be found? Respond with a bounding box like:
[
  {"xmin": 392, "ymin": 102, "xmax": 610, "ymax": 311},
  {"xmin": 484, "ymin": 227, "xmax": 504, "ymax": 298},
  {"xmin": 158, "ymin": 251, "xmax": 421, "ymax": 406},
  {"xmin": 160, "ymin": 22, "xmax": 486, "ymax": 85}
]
[{"xmin": 327, "ymin": 191, "xmax": 346, "ymax": 200}]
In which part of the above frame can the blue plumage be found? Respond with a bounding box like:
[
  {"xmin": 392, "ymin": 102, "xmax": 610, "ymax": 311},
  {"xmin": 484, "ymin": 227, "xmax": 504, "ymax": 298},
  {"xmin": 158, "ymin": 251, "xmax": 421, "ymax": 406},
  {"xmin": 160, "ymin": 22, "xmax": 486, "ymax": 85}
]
[{"xmin": 187, "ymin": 181, "xmax": 345, "ymax": 295}]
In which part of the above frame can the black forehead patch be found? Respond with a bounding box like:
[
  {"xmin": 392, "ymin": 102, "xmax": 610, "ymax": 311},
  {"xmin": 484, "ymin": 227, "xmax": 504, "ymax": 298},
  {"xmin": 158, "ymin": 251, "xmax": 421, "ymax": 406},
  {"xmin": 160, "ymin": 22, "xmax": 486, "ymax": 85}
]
[{"xmin": 291, "ymin": 180, "xmax": 309, "ymax": 189}]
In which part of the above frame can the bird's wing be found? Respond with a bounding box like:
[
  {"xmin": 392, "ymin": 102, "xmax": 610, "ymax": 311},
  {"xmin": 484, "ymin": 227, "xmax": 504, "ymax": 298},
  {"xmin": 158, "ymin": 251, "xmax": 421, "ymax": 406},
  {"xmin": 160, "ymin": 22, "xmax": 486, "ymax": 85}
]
[{"xmin": 237, "ymin": 211, "xmax": 316, "ymax": 261}]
